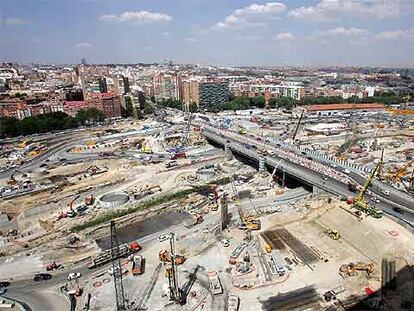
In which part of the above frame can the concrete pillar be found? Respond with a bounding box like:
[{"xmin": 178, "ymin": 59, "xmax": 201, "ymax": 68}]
[
  {"xmin": 224, "ymin": 144, "xmax": 233, "ymax": 160},
  {"xmin": 258, "ymin": 157, "xmax": 265, "ymax": 172}
]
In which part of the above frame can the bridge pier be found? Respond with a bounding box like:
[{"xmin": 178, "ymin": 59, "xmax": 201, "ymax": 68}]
[
  {"xmin": 259, "ymin": 157, "xmax": 265, "ymax": 172},
  {"xmin": 224, "ymin": 144, "xmax": 233, "ymax": 160}
]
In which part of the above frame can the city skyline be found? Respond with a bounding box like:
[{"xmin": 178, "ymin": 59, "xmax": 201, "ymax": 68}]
[{"xmin": 1, "ymin": 0, "xmax": 414, "ymax": 67}]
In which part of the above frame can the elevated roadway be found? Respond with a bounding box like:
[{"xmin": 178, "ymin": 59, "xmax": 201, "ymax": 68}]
[{"xmin": 202, "ymin": 128, "xmax": 414, "ymax": 226}]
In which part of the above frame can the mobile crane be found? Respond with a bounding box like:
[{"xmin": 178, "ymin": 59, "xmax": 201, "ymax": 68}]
[{"xmin": 352, "ymin": 162, "xmax": 382, "ymax": 218}]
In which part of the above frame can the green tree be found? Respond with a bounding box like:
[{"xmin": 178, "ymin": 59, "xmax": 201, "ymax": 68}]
[
  {"xmin": 143, "ymin": 102, "xmax": 155, "ymax": 115},
  {"xmin": 76, "ymin": 108, "xmax": 105, "ymax": 125},
  {"xmin": 124, "ymin": 96, "xmax": 134, "ymax": 117},
  {"xmin": 251, "ymin": 96, "xmax": 266, "ymax": 108},
  {"xmin": 0, "ymin": 116, "xmax": 19, "ymax": 138},
  {"xmin": 189, "ymin": 102, "xmax": 199, "ymax": 113}
]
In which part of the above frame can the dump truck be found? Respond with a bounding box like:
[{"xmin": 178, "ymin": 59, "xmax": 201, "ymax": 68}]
[
  {"xmin": 131, "ymin": 255, "xmax": 145, "ymax": 276},
  {"xmin": 228, "ymin": 295, "xmax": 240, "ymax": 311},
  {"xmin": 208, "ymin": 271, "xmax": 223, "ymax": 295},
  {"xmin": 229, "ymin": 243, "xmax": 248, "ymax": 265},
  {"xmin": 88, "ymin": 242, "xmax": 141, "ymax": 269}
]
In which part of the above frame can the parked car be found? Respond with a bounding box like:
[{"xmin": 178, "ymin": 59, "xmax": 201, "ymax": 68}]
[
  {"xmin": 157, "ymin": 235, "xmax": 170, "ymax": 242},
  {"xmin": 220, "ymin": 239, "xmax": 230, "ymax": 247},
  {"xmin": 34, "ymin": 273, "xmax": 52, "ymax": 282},
  {"xmin": 67, "ymin": 272, "xmax": 82, "ymax": 281},
  {"xmin": 393, "ymin": 207, "xmax": 404, "ymax": 214}
]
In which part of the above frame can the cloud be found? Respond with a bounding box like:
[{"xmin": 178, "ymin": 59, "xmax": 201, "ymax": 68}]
[
  {"xmin": 75, "ymin": 42, "xmax": 95, "ymax": 49},
  {"xmin": 310, "ymin": 27, "xmax": 370, "ymax": 39},
  {"xmin": 214, "ymin": 2, "xmax": 286, "ymax": 29},
  {"xmin": 289, "ymin": 0, "xmax": 403, "ymax": 21},
  {"xmin": 374, "ymin": 28, "xmax": 414, "ymax": 40},
  {"xmin": 327, "ymin": 27, "xmax": 370, "ymax": 36},
  {"xmin": 273, "ymin": 32, "xmax": 296, "ymax": 41},
  {"xmin": 99, "ymin": 11, "xmax": 172, "ymax": 25},
  {"xmin": 0, "ymin": 18, "xmax": 28, "ymax": 26},
  {"xmin": 184, "ymin": 37, "xmax": 197, "ymax": 42}
]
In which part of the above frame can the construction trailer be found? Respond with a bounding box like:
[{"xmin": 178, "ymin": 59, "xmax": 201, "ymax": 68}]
[{"xmin": 208, "ymin": 271, "xmax": 223, "ymax": 295}]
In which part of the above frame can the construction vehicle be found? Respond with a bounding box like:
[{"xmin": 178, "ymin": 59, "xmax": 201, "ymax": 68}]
[
  {"xmin": 159, "ymin": 250, "xmax": 186, "ymax": 265},
  {"xmin": 227, "ymin": 295, "xmax": 240, "ymax": 311},
  {"xmin": 18, "ymin": 140, "xmax": 30, "ymax": 149},
  {"xmin": 7, "ymin": 174, "xmax": 17, "ymax": 186},
  {"xmin": 352, "ymin": 162, "xmax": 382, "ymax": 218},
  {"xmin": 88, "ymin": 241, "xmax": 141, "ymax": 269},
  {"xmin": 208, "ymin": 271, "xmax": 223, "ymax": 295},
  {"xmin": 238, "ymin": 127, "xmax": 247, "ymax": 135},
  {"xmin": 131, "ymin": 255, "xmax": 145, "ymax": 276},
  {"xmin": 339, "ymin": 262, "xmax": 374, "ymax": 278},
  {"xmin": 236, "ymin": 204, "xmax": 261, "ymax": 230},
  {"xmin": 84, "ymin": 194, "xmax": 94, "ymax": 206},
  {"xmin": 171, "ymin": 151, "xmax": 186, "ymax": 159},
  {"xmin": 141, "ymin": 141, "xmax": 152, "ymax": 154},
  {"xmin": 46, "ymin": 262, "xmax": 63, "ymax": 271},
  {"xmin": 140, "ymin": 184, "xmax": 162, "ymax": 196},
  {"xmin": 229, "ymin": 243, "xmax": 248, "ymax": 265},
  {"xmin": 385, "ymin": 160, "xmax": 413, "ymax": 183},
  {"xmin": 327, "ymin": 228, "xmax": 340, "ymax": 240}
]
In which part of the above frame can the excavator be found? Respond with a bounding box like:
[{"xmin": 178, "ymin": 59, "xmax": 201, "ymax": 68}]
[
  {"xmin": 339, "ymin": 262, "xmax": 374, "ymax": 278},
  {"xmin": 236, "ymin": 204, "xmax": 261, "ymax": 230},
  {"xmin": 352, "ymin": 161, "xmax": 382, "ymax": 218}
]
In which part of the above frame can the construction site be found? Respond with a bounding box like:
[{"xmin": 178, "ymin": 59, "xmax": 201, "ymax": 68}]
[{"xmin": 0, "ymin": 106, "xmax": 413, "ymax": 311}]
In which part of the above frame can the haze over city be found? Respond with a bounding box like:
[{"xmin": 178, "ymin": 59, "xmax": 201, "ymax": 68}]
[{"xmin": 1, "ymin": 0, "xmax": 414, "ymax": 66}]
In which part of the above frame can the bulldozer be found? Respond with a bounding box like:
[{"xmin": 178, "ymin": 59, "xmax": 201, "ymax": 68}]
[
  {"xmin": 339, "ymin": 262, "xmax": 374, "ymax": 278},
  {"xmin": 327, "ymin": 228, "xmax": 340, "ymax": 240}
]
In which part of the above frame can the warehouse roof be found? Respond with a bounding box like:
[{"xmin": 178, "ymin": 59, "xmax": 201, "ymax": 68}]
[{"xmin": 307, "ymin": 103, "xmax": 385, "ymax": 111}]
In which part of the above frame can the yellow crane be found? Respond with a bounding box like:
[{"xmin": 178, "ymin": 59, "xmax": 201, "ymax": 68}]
[{"xmin": 353, "ymin": 161, "xmax": 382, "ymax": 218}]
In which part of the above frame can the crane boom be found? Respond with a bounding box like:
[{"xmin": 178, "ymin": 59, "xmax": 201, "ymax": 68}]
[
  {"xmin": 291, "ymin": 110, "xmax": 304, "ymax": 143},
  {"xmin": 355, "ymin": 162, "xmax": 380, "ymax": 202},
  {"xmin": 353, "ymin": 161, "xmax": 382, "ymax": 218}
]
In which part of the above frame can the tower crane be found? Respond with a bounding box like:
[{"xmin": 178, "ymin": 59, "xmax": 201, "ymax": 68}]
[{"xmin": 352, "ymin": 162, "xmax": 382, "ymax": 218}]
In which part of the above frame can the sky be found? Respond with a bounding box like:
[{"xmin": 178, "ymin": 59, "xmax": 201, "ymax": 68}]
[{"xmin": 1, "ymin": 0, "xmax": 414, "ymax": 67}]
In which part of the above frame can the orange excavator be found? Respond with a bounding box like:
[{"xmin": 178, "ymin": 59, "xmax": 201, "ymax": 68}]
[{"xmin": 339, "ymin": 262, "xmax": 374, "ymax": 278}]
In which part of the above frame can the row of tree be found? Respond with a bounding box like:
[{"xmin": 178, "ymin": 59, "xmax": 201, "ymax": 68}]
[
  {"xmin": 0, "ymin": 108, "xmax": 105, "ymax": 138},
  {"xmin": 207, "ymin": 93, "xmax": 408, "ymax": 112}
]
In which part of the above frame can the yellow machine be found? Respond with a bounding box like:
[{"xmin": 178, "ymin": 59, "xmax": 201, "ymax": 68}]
[
  {"xmin": 141, "ymin": 141, "xmax": 152, "ymax": 154},
  {"xmin": 238, "ymin": 127, "xmax": 247, "ymax": 135},
  {"xmin": 18, "ymin": 140, "xmax": 29, "ymax": 148},
  {"xmin": 327, "ymin": 228, "xmax": 340, "ymax": 240},
  {"xmin": 339, "ymin": 262, "xmax": 374, "ymax": 278},
  {"xmin": 353, "ymin": 162, "xmax": 382, "ymax": 218},
  {"xmin": 236, "ymin": 204, "xmax": 261, "ymax": 230},
  {"xmin": 385, "ymin": 160, "xmax": 413, "ymax": 183}
]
